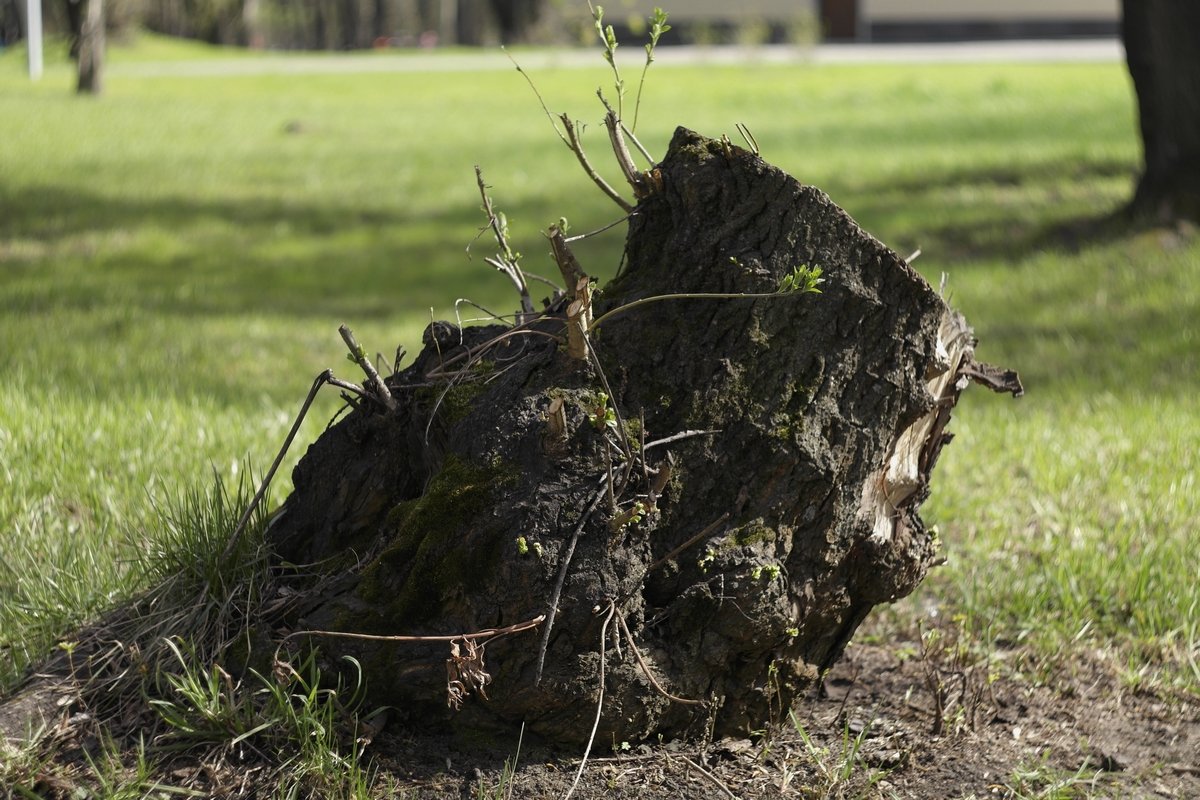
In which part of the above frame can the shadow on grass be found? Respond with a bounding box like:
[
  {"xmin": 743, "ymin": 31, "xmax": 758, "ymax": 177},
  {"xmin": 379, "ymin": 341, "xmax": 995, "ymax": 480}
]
[
  {"xmin": 0, "ymin": 183, "xmax": 627, "ymax": 322},
  {"xmin": 4, "ymin": 156, "xmax": 1194, "ymax": 404},
  {"xmin": 822, "ymin": 158, "xmax": 1199, "ymax": 399},
  {"xmin": 835, "ymin": 158, "xmax": 1141, "ymax": 266}
]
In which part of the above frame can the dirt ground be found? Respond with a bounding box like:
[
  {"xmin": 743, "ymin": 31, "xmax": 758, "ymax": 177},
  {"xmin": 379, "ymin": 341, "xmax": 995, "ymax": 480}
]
[
  {"xmin": 8, "ymin": 635, "xmax": 1197, "ymax": 799},
  {"xmin": 363, "ymin": 640, "xmax": 1199, "ymax": 799}
]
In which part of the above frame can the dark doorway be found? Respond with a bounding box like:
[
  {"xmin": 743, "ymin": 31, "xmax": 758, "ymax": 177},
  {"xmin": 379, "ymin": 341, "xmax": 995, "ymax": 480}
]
[{"xmin": 821, "ymin": 0, "xmax": 858, "ymax": 40}]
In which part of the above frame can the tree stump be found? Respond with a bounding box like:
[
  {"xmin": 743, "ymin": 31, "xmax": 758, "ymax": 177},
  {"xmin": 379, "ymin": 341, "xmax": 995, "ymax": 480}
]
[{"xmin": 268, "ymin": 127, "xmax": 1019, "ymax": 745}]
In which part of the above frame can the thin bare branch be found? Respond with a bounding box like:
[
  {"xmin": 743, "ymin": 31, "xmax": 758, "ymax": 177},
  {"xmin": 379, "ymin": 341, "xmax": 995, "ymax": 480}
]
[
  {"xmin": 504, "ymin": 48, "xmax": 571, "ymax": 148},
  {"xmin": 615, "ymin": 612, "xmax": 705, "ymax": 706},
  {"xmin": 601, "ymin": 102, "xmax": 651, "ymax": 198},
  {"xmin": 564, "ymin": 213, "xmax": 634, "ymax": 244},
  {"xmin": 735, "ymin": 122, "xmax": 760, "ymax": 156},
  {"xmin": 279, "ymin": 613, "xmax": 546, "ymax": 647},
  {"xmin": 502, "ymin": 50, "xmax": 634, "ymax": 212},
  {"xmin": 564, "ymin": 600, "xmax": 617, "ymax": 800},
  {"xmin": 547, "ymin": 224, "xmax": 589, "ymax": 292},
  {"xmin": 644, "ymin": 429, "xmax": 722, "ymax": 451},
  {"xmin": 643, "ymin": 513, "xmax": 731, "ymax": 577},
  {"xmin": 590, "ymin": 283, "xmax": 821, "ymax": 335},
  {"xmin": 475, "ymin": 166, "xmax": 535, "ymax": 321},
  {"xmin": 422, "ymin": 327, "xmax": 562, "ymax": 379},
  {"xmin": 454, "ymin": 297, "xmax": 515, "ymax": 328},
  {"xmin": 534, "ymin": 485, "xmax": 608, "ymax": 686},
  {"xmin": 583, "ymin": 333, "xmax": 632, "ymax": 461},
  {"xmin": 562, "ymin": 113, "xmax": 635, "ymax": 213},
  {"xmin": 680, "ymin": 756, "xmax": 737, "ymax": 800},
  {"xmin": 223, "ymin": 369, "xmax": 333, "ymax": 561},
  {"xmin": 621, "ymin": 120, "xmax": 654, "ymax": 165},
  {"xmin": 326, "ymin": 375, "xmax": 368, "ymax": 397},
  {"xmin": 339, "ymin": 324, "xmax": 397, "ymax": 411}
]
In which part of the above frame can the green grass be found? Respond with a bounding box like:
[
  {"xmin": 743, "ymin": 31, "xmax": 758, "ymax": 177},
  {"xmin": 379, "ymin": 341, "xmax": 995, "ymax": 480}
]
[{"xmin": 1, "ymin": 32, "xmax": 1197, "ymax": 720}]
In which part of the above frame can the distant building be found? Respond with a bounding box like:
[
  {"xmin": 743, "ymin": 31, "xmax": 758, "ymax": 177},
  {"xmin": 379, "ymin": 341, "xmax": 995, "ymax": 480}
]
[
  {"xmin": 611, "ymin": 0, "xmax": 1118, "ymax": 43},
  {"xmin": 827, "ymin": 0, "xmax": 1119, "ymax": 41}
]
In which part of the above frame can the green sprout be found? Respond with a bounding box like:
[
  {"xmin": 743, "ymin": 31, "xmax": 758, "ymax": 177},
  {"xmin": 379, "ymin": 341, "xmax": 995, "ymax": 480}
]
[
  {"xmin": 626, "ymin": 501, "xmax": 647, "ymax": 528},
  {"xmin": 778, "ymin": 264, "xmax": 824, "ymax": 294},
  {"xmin": 633, "ymin": 8, "xmax": 671, "ymax": 131},
  {"xmin": 591, "ymin": 4, "xmax": 624, "ymax": 115},
  {"xmin": 587, "ymin": 392, "xmax": 618, "ymax": 432},
  {"xmin": 751, "ymin": 564, "xmax": 782, "ymax": 582}
]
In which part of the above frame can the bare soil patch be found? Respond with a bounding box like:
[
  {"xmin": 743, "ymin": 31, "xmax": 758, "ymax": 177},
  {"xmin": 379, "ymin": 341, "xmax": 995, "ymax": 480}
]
[
  {"xmin": 360, "ymin": 641, "xmax": 1197, "ymax": 799},
  {"xmin": 8, "ymin": 632, "xmax": 1196, "ymax": 799}
]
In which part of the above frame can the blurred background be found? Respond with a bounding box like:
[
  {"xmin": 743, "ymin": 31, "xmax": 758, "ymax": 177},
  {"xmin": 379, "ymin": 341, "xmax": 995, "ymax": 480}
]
[
  {"xmin": 1, "ymin": 2, "xmax": 1196, "ymax": 789},
  {"xmin": 2, "ymin": 0, "xmax": 1120, "ymax": 52}
]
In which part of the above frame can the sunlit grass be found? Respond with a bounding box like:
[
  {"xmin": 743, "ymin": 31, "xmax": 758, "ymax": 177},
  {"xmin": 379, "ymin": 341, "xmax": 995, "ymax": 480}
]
[{"xmin": 1, "ymin": 37, "xmax": 1196, "ymax": 699}]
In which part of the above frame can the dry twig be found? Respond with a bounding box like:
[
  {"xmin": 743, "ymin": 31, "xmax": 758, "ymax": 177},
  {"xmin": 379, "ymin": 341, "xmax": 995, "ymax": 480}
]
[
  {"xmin": 614, "ymin": 612, "xmax": 704, "ymax": 707},
  {"xmin": 534, "ymin": 484, "xmax": 608, "ymax": 686},
  {"xmin": 473, "ymin": 166, "xmax": 535, "ymax": 322},
  {"xmin": 564, "ymin": 601, "xmax": 617, "ymax": 800},
  {"xmin": 222, "ymin": 369, "xmax": 337, "ymax": 560},
  {"xmin": 339, "ymin": 324, "xmax": 397, "ymax": 411}
]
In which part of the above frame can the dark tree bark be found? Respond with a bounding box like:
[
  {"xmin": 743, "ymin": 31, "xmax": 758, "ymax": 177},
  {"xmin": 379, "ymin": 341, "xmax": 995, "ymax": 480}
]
[
  {"xmin": 3, "ymin": 0, "xmax": 25, "ymax": 47},
  {"xmin": 261, "ymin": 128, "xmax": 1017, "ymax": 745},
  {"xmin": 453, "ymin": 0, "xmax": 492, "ymax": 45},
  {"xmin": 76, "ymin": 0, "xmax": 103, "ymax": 95},
  {"xmin": 820, "ymin": 0, "xmax": 858, "ymax": 40},
  {"xmin": 370, "ymin": 0, "xmax": 391, "ymax": 45},
  {"xmin": 490, "ymin": 0, "xmax": 542, "ymax": 43},
  {"xmin": 453, "ymin": 0, "xmax": 543, "ymax": 45},
  {"xmin": 65, "ymin": 0, "xmax": 84, "ymax": 59},
  {"xmin": 336, "ymin": 0, "xmax": 362, "ymax": 49},
  {"xmin": 1121, "ymin": 0, "xmax": 1200, "ymax": 222}
]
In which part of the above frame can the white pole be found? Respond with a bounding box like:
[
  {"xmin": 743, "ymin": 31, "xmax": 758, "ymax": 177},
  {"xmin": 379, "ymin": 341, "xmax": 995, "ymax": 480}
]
[{"xmin": 26, "ymin": 0, "xmax": 43, "ymax": 80}]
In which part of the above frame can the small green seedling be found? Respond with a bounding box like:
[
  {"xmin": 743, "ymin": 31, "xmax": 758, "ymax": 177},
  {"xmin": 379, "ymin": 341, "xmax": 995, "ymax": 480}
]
[
  {"xmin": 778, "ymin": 264, "xmax": 824, "ymax": 294},
  {"xmin": 751, "ymin": 564, "xmax": 780, "ymax": 581},
  {"xmin": 587, "ymin": 392, "xmax": 618, "ymax": 432}
]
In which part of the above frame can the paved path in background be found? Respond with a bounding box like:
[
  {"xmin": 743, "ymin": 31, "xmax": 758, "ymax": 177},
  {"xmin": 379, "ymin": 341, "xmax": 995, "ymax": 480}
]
[{"xmin": 108, "ymin": 39, "xmax": 1122, "ymax": 78}]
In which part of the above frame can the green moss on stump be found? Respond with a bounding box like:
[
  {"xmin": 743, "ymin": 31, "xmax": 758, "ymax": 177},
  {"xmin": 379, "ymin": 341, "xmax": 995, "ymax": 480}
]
[{"xmin": 357, "ymin": 455, "xmax": 516, "ymax": 627}]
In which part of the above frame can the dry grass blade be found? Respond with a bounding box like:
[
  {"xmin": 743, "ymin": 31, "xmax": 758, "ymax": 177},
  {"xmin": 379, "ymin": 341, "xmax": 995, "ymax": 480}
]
[{"xmin": 563, "ymin": 601, "xmax": 617, "ymax": 800}]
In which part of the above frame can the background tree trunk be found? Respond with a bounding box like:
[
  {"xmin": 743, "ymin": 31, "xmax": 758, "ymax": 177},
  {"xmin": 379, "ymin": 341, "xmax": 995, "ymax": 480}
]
[
  {"xmin": 1121, "ymin": 0, "xmax": 1200, "ymax": 222},
  {"xmin": 76, "ymin": 0, "xmax": 103, "ymax": 95},
  {"xmin": 242, "ymin": 0, "xmax": 262, "ymax": 47},
  {"xmin": 490, "ymin": 0, "xmax": 542, "ymax": 43},
  {"xmin": 65, "ymin": 0, "xmax": 84, "ymax": 59}
]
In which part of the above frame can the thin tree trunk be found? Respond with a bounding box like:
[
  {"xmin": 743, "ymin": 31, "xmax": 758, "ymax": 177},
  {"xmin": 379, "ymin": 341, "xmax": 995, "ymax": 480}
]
[
  {"xmin": 65, "ymin": 0, "xmax": 84, "ymax": 59},
  {"xmin": 76, "ymin": 0, "xmax": 103, "ymax": 95},
  {"xmin": 242, "ymin": 0, "xmax": 262, "ymax": 47},
  {"xmin": 490, "ymin": 0, "xmax": 542, "ymax": 43},
  {"xmin": 372, "ymin": 0, "xmax": 393, "ymax": 45},
  {"xmin": 1121, "ymin": 0, "xmax": 1200, "ymax": 222}
]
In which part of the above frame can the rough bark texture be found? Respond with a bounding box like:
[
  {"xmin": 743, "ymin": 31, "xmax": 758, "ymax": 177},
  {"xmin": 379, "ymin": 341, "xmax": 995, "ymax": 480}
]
[
  {"xmin": 266, "ymin": 128, "xmax": 1009, "ymax": 746},
  {"xmin": 1122, "ymin": 0, "xmax": 1200, "ymax": 222}
]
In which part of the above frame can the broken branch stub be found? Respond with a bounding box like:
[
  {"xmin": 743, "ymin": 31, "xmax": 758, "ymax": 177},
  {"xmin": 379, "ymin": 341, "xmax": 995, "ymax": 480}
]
[
  {"xmin": 548, "ymin": 226, "xmax": 593, "ymax": 360},
  {"xmin": 265, "ymin": 127, "xmax": 1019, "ymax": 746}
]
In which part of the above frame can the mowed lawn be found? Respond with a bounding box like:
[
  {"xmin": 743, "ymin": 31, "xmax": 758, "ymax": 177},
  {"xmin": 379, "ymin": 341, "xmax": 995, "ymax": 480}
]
[{"xmin": 1, "ymin": 37, "xmax": 1197, "ymax": 696}]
